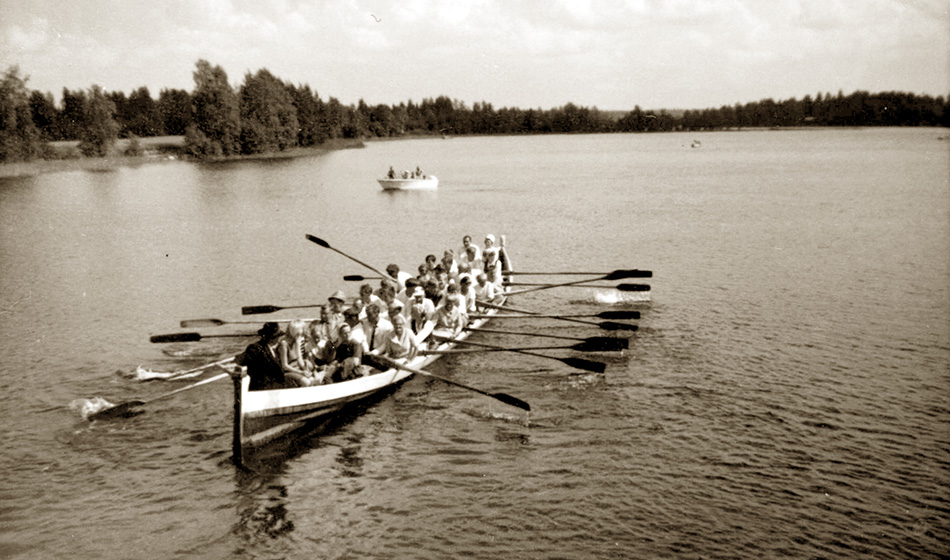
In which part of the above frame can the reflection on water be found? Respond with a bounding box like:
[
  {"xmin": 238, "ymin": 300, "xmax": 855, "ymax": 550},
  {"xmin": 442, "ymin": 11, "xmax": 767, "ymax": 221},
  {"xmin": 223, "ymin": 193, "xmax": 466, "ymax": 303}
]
[{"xmin": 0, "ymin": 129, "xmax": 947, "ymax": 559}]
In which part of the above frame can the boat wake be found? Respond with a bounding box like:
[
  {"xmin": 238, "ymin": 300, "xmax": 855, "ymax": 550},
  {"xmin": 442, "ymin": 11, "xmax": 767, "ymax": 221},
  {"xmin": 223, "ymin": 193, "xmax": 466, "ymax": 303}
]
[
  {"xmin": 589, "ymin": 290, "xmax": 651, "ymax": 305},
  {"xmin": 461, "ymin": 407, "xmax": 531, "ymax": 427},
  {"xmin": 69, "ymin": 397, "xmax": 116, "ymax": 420},
  {"xmin": 120, "ymin": 358, "xmax": 238, "ymax": 382}
]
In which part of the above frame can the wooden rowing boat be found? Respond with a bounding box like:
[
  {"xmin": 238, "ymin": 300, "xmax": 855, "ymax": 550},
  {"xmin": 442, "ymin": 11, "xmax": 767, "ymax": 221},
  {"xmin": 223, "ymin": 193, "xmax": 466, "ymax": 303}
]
[
  {"xmin": 230, "ymin": 290, "xmax": 506, "ymax": 465},
  {"xmin": 378, "ymin": 175, "xmax": 439, "ymax": 191}
]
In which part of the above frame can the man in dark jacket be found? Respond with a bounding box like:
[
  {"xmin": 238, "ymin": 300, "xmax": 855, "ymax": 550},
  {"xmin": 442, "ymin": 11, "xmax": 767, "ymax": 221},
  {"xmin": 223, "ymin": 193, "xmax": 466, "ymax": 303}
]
[{"xmin": 236, "ymin": 322, "xmax": 286, "ymax": 391}]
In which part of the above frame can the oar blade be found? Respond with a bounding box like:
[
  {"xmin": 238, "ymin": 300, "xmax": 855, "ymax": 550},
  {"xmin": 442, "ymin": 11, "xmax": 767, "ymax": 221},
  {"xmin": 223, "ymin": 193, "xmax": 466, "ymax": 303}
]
[
  {"xmin": 305, "ymin": 234, "xmax": 330, "ymax": 248},
  {"xmin": 617, "ymin": 283, "xmax": 651, "ymax": 292},
  {"xmin": 180, "ymin": 318, "xmax": 226, "ymax": 328},
  {"xmin": 560, "ymin": 357, "xmax": 607, "ymax": 374},
  {"xmin": 241, "ymin": 305, "xmax": 281, "ymax": 315},
  {"xmin": 490, "ymin": 392, "xmax": 531, "ymax": 412},
  {"xmin": 581, "ymin": 337, "xmax": 629, "ymax": 351},
  {"xmin": 598, "ymin": 321, "xmax": 639, "ymax": 332},
  {"xmin": 87, "ymin": 401, "xmax": 145, "ymax": 421},
  {"xmin": 604, "ymin": 269, "xmax": 653, "ymax": 280},
  {"xmin": 597, "ymin": 310, "xmax": 641, "ymax": 320},
  {"xmin": 150, "ymin": 332, "xmax": 202, "ymax": 343}
]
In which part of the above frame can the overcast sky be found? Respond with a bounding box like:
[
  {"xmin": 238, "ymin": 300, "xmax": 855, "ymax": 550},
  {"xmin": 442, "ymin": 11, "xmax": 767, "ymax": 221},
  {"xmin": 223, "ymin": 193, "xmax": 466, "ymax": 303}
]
[{"xmin": 2, "ymin": 0, "xmax": 947, "ymax": 111}]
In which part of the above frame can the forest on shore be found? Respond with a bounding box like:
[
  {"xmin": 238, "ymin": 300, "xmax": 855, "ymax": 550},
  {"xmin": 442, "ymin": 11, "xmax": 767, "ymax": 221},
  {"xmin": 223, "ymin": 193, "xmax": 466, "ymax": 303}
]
[{"xmin": 1, "ymin": 60, "xmax": 948, "ymax": 164}]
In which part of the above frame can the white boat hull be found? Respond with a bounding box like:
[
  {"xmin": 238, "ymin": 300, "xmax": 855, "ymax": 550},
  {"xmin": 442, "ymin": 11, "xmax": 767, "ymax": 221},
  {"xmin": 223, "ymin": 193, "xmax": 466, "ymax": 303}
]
[
  {"xmin": 378, "ymin": 176, "xmax": 439, "ymax": 190},
  {"xmin": 232, "ymin": 291, "xmax": 503, "ymax": 460}
]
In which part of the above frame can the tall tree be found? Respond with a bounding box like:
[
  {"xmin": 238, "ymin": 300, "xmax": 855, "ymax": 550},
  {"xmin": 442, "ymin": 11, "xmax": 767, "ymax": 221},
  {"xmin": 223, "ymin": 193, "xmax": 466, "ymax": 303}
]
[
  {"xmin": 157, "ymin": 88, "xmax": 192, "ymax": 136},
  {"xmin": 126, "ymin": 87, "xmax": 162, "ymax": 137},
  {"xmin": 78, "ymin": 84, "xmax": 119, "ymax": 157},
  {"xmin": 238, "ymin": 68, "xmax": 298, "ymax": 154},
  {"xmin": 29, "ymin": 90, "xmax": 60, "ymax": 140},
  {"xmin": 0, "ymin": 66, "xmax": 44, "ymax": 162},
  {"xmin": 58, "ymin": 88, "xmax": 87, "ymax": 140},
  {"xmin": 186, "ymin": 59, "xmax": 240, "ymax": 157}
]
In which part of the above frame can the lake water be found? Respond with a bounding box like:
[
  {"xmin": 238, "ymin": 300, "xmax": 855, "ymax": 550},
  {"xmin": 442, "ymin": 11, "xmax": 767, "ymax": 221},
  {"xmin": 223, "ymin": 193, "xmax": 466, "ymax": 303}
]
[{"xmin": 1, "ymin": 129, "xmax": 947, "ymax": 559}]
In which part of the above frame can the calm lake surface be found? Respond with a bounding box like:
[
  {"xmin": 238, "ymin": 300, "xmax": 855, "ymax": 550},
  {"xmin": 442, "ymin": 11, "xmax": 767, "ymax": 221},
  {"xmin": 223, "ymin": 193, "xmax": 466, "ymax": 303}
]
[{"xmin": 1, "ymin": 129, "xmax": 947, "ymax": 559}]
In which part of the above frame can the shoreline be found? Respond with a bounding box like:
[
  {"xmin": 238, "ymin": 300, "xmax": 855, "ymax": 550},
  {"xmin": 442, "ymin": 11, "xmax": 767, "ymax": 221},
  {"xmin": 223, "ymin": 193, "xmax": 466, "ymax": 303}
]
[{"xmin": 0, "ymin": 137, "xmax": 366, "ymax": 179}]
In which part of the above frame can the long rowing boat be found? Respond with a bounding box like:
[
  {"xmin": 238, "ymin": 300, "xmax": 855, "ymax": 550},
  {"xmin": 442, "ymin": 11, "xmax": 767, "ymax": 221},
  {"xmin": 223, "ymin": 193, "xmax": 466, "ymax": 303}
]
[{"xmin": 230, "ymin": 290, "xmax": 507, "ymax": 465}]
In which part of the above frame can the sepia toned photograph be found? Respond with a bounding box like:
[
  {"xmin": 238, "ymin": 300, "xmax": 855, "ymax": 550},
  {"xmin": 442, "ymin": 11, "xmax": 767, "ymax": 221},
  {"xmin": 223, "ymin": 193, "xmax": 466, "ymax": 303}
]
[{"xmin": 1, "ymin": 1, "xmax": 947, "ymax": 558}]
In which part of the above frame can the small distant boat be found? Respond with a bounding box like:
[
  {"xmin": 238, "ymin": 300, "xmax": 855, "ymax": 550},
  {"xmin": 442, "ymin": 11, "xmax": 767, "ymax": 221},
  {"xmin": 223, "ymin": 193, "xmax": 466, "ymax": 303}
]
[{"xmin": 378, "ymin": 174, "xmax": 438, "ymax": 191}]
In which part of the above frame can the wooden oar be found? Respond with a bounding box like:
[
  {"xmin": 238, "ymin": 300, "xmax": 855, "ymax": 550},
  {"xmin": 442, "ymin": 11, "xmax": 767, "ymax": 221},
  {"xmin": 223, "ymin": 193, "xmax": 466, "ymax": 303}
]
[
  {"xmin": 87, "ymin": 372, "xmax": 231, "ymax": 421},
  {"xmin": 426, "ymin": 338, "xmax": 625, "ymax": 353},
  {"xmin": 505, "ymin": 277, "xmax": 650, "ymax": 297},
  {"xmin": 471, "ymin": 310, "xmax": 640, "ymax": 320},
  {"xmin": 150, "ymin": 332, "xmax": 256, "ymax": 343},
  {"xmin": 434, "ymin": 335, "xmax": 607, "ymax": 373},
  {"xmin": 374, "ymin": 355, "xmax": 530, "ymax": 411},
  {"xmin": 305, "ymin": 234, "xmax": 397, "ymax": 284},
  {"xmin": 464, "ymin": 327, "xmax": 629, "ymax": 348},
  {"xmin": 343, "ymin": 274, "xmax": 384, "ymax": 282},
  {"xmin": 476, "ymin": 300, "xmax": 639, "ymax": 331},
  {"xmin": 503, "ymin": 268, "xmax": 652, "ymax": 277},
  {"xmin": 241, "ymin": 303, "xmax": 323, "ymax": 315},
  {"xmin": 180, "ymin": 318, "xmax": 318, "ymax": 328},
  {"xmin": 506, "ymin": 282, "xmax": 651, "ymax": 291}
]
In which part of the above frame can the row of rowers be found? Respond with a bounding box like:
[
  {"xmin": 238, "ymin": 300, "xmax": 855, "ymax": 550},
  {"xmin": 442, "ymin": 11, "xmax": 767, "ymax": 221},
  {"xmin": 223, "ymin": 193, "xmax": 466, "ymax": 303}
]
[{"xmin": 236, "ymin": 234, "xmax": 512, "ymax": 390}]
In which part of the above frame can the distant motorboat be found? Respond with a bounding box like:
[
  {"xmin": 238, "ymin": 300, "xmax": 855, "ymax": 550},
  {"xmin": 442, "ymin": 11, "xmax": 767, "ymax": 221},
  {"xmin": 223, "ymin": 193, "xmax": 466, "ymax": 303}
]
[{"xmin": 378, "ymin": 174, "xmax": 438, "ymax": 191}]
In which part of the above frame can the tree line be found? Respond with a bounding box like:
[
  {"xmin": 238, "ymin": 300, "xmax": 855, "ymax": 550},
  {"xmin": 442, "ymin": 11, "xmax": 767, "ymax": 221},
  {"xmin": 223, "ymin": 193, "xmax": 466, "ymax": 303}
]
[{"xmin": 2, "ymin": 61, "xmax": 948, "ymax": 163}]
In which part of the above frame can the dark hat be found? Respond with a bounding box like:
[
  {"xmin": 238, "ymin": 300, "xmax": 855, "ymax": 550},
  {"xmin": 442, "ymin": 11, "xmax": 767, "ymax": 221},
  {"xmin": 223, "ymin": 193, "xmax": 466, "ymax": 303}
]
[{"xmin": 258, "ymin": 322, "xmax": 282, "ymax": 339}]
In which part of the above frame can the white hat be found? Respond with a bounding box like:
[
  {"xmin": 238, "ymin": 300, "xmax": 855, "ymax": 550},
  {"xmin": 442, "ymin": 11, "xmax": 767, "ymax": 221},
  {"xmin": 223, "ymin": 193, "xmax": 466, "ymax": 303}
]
[{"xmin": 485, "ymin": 234, "xmax": 495, "ymax": 243}]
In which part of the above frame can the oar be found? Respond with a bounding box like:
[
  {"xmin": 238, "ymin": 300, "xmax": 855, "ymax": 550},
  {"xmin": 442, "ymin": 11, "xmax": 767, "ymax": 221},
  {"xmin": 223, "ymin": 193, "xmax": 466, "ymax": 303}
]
[
  {"xmin": 434, "ymin": 335, "xmax": 607, "ymax": 373},
  {"xmin": 505, "ymin": 277, "xmax": 650, "ymax": 296},
  {"xmin": 87, "ymin": 372, "xmax": 231, "ymax": 421},
  {"xmin": 343, "ymin": 274, "xmax": 384, "ymax": 282},
  {"xmin": 241, "ymin": 303, "xmax": 323, "ymax": 315},
  {"xmin": 471, "ymin": 310, "xmax": 640, "ymax": 320},
  {"xmin": 426, "ymin": 339, "xmax": 625, "ymax": 353},
  {"xmin": 150, "ymin": 332, "xmax": 256, "ymax": 343},
  {"xmin": 180, "ymin": 318, "xmax": 318, "ymax": 328},
  {"xmin": 463, "ymin": 327, "xmax": 629, "ymax": 348},
  {"xmin": 506, "ymin": 282, "xmax": 650, "ymax": 291},
  {"xmin": 305, "ymin": 234, "xmax": 397, "ymax": 284},
  {"xmin": 504, "ymin": 269, "xmax": 652, "ymax": 277},
  {"xmin": 374, "ymin": 355, "xmax": 530, "ymax": 411},
  {"xmin": 477, "ymin": 300, "xmax": 639, "ymax": 331}
]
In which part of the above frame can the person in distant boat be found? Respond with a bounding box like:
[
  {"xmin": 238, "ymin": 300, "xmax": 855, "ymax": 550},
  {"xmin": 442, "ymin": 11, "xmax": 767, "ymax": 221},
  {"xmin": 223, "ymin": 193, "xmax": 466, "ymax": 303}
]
[
  {"xmin": 278, "ymin": 320, "xmax": 316, "ymax": 386},
  {"xmin": 416, "ymin": 165, "xmax": 423, "ymax": 177},
  {"xmin": 402, "ymin": 170, "xmax": 410, "ymax": 179},
  {"xmin": 387, "ymin": 166, "xmax": 395, "ymax": 179},
  {"xmin": 372, "ymin": 314, "xmax": 419, "ymax": 362},
  {"xmin": 235, "ymin": 322, "xmax": 288, "ymax": 391}
]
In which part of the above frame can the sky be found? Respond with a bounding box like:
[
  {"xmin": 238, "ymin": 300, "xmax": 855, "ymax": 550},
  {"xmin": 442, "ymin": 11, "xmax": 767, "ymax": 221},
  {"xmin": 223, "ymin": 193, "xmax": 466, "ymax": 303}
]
[{"xmin": 1, "ymin": 0, "xmax": 948, "ymax": 112}]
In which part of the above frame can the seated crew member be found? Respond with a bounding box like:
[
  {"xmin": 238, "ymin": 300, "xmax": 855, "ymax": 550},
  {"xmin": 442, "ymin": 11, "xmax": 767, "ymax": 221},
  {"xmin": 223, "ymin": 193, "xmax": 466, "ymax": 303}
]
[
  {"xmin": 325, "ymin": 290, "xmax": 347, "ymax": 346},
  {"xmin": 372, "ymin": 314, "xmax": 420, "ymax": 361},
  {"xmin": 474, "ymin": 272, "xmax": 498, "ymax": 305},
  {"xmin": 278, "ymin": 320, "xmax": 316, "ymax": 386},
  {"xmin": 432, "ymin": 293, "xmax": 467, "ymax": 338},
  {"xmin": 424, "ymin": 254, "xmax": 439, "ymax": 276},
  {"xmin": 459, "ymin": 235, "xmax": 482, "ymax": 264},
  {"xmin": 458, "ymin": 274, "xmax": 477, "ymax": 314},
  {"xmin": 441, "ymin": 249, "xmax": 460, "ymax": 281},
  {"xmin": 327, "ymin": 309, "xmax": 366, "ymax": 382},
  {"xmin": 305, "ymin": 313, "xmax": 333, "ymax": 371},
  {"xmin": 361, "ymin": 303, "xmax": 392, "ymax": 354},
  {"xmin": 385, "ymin": 263, "xmax": 412, "ymax": 291},
  {"xmin": 356, "ymin": 283, "xmax": 384, "ymax": 319},
  {"xmin": 235, "ymin": 322, "xmax": 287, "ymax": 391},
  {"xmin": 460, "ymin": 244, "xmax": 483, "ymax": 274},
  {"xmin": 409, "ymin": 286, "xmax": 435, "ymax": 335}
]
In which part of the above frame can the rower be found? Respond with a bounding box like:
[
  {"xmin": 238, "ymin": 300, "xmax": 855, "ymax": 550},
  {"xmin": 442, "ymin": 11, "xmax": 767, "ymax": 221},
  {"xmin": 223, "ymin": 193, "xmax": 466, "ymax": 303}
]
[{"xmin": 432, "ymin": 294, "xmax": 467, "ymax": 339}]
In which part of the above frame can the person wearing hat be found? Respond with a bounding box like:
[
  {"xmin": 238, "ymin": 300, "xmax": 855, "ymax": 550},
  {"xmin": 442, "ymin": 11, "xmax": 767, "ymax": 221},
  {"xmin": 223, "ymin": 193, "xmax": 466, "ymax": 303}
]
[
  {"xmin": 235, "ymin": 322, "xmax": 289, "ymax": 391},
  {"xmin": 325, "ymin": 290, "xmax": 347, "ymax": 346},
  {"xmin": 409, "ymin": 286, "xmax": 435, "ymax": 335}
]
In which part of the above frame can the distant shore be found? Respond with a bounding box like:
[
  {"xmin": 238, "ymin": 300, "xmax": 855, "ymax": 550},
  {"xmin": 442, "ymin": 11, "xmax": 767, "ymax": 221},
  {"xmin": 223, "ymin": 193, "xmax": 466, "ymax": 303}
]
[{"xmin": 0, "ymin": 136, "xmax": 366, "ymax": 179}]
